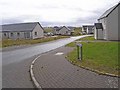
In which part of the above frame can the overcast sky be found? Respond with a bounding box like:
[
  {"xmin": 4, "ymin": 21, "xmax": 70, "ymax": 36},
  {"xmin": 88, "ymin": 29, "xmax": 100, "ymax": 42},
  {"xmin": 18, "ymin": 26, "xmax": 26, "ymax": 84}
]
[{"xmin": 0, "ymin": 0, "xmax": 119, "ymax": 26}]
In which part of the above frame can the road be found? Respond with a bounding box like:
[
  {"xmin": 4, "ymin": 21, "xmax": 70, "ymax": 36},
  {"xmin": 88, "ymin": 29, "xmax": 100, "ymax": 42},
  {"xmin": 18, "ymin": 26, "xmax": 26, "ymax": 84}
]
[{"xmin": 2, "ymin": 35, "xmax": 92, "ymax": 88}]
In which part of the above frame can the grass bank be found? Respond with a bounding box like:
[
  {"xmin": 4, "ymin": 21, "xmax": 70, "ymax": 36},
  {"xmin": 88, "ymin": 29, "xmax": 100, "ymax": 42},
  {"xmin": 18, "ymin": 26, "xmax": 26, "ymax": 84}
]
[
  {"xmin": 66, "ymin": 37, "xmax": 119, "ymax": 76},
  {"xmin": 1, "ymin": 36, "xmax": 69, "ymax": 48}
]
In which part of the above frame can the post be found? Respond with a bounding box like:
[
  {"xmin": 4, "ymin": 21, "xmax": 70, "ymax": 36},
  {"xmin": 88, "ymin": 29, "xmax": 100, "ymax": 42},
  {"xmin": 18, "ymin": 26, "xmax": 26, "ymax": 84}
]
[
  {"xmin": 77, "ymin": 45, "xmax": 79, "ymax": 59},
  {"xmin": 80, "ymin": 46, "xmax": 82, "ymax": 60},
  {"xmin": 76, "ymin": 44, "xmax": 82, "ymax": 61}
]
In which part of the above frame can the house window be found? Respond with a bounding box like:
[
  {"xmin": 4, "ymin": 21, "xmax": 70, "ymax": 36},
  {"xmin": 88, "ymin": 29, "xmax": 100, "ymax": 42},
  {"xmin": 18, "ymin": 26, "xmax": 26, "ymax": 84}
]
[
  {"xmin": 35, "ymin": 32, "xmax": 37, "ymax": 36},
  {"xmin": 11, "ymin": 33, "xmax": 13, "ymax": 37},
  {"xmin": 17, "ymin": 32, "xmax": 20, "ymax": 36},
  {"xmin": 24, "ymin": 32, "xmax": 30, "ymax": 39},
  {"xmin": 4, "ymin": 33, "xmax": 6, "ymax": 36}
]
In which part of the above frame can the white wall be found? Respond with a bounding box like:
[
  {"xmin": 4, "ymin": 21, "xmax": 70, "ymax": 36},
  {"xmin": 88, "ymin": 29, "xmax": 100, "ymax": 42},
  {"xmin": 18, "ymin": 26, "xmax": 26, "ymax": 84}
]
[
  {"xmin": 118, "ymin": 5, "xmax": 120, "ymax": 40},
  {"xmin": 107, "ymin": 5, "xmax": 119, "ymax": 40},
  {"xmin": 2, "ymin": 31, "xmax": 32, "ymax": 40},
  {"xmin": 32, "ymin": 24, "xmax": 44, "ymax": 39},
  {"xmin": 98, "ymin": 18, "xmax": 108, "ymax": 40},
  {"xmin": 94, "ymin": 28, "xmax": 103, "ymax": 40},
  {"xmin": 59, "ymin": 27, "xmax": 70, "ymax": 35}
]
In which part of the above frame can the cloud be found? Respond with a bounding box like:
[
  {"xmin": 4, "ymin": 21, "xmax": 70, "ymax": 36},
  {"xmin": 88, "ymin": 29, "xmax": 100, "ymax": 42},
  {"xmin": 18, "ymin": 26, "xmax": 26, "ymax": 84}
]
[{"xmin": 0, "ymin": 0, "xmax": 119, "ymax": 26}]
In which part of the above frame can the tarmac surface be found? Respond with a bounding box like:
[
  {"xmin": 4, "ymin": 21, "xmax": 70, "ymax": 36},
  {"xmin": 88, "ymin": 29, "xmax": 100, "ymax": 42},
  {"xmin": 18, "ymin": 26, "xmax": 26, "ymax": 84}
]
[{"xmin": 33, "ymin": 46, "xmax": 118, "ymax": 88}]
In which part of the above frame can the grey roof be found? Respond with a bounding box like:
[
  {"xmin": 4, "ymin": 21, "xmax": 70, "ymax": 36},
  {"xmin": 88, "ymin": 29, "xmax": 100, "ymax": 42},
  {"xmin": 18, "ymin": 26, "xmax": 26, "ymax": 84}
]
[
  {"xmin": 0, "ymin": 22, "xmax": 42, "ymax": 32},
  {"xmin": 98, "ymin": 2, "xmax": 120, "ymax": 20},
  {"xmin": 59, "ymin": 26, "xmax": 71, "ymax": 31},
  {"xmin": 54, "ymin": 26, "xmax": 71, "ymax": 31},
  {"xmin": 94, "ymin": 23, "xmax": 103, "ymax": 29}
]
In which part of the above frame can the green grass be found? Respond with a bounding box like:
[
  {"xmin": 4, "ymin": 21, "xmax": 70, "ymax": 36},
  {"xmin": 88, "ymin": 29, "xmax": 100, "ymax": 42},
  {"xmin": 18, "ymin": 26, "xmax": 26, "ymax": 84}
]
[
  {"xmin": 2, "ymin": 36, "xmax": 69, "ymax": 48},
  {"xmin": 72, "ymin": 27, "xmax": 82, "ymax": 36},
  {"xmin": 44, "ymin": 28, "xmax": 54, "ymax": 33},
  {"xmin": 77, "ymin": 36, "xmax": 95, "ymax": 41},
  {"xmin": 66, "ymin": 41, "xmax": 119, "ymax": 75}
]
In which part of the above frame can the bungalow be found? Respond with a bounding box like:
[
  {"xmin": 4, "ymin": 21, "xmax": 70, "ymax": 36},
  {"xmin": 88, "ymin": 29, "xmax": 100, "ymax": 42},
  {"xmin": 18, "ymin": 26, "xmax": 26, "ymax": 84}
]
[
  {"xmin": 82, "ymin": 25, "xmax": 94, "ymax": 34},
  {"xmin": 94, "ymin": 2, "xmax": 120, "ymax": 40},
  {"xmin": 54, "ymin": 26, "xmax": 73, "ymax": 35},
  {"xmin": 0, "ymin": 22, "xmax": 44, "ymax": 40}
]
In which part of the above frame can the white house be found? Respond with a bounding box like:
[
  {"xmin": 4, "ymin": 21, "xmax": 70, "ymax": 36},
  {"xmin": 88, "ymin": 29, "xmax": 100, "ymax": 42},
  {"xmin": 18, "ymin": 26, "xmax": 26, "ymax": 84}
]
[
  {"xmin": 0, "ymin": 22, "xmax": 44, "ymax": 40},
  {"xmin": 94, "ymin": 2, "xmax": 120, "ymax": 40},
  {"xmin": 54, "ymin": 26, "xmax": 73, "ymax": 35},
  {"xmin": 82, "ymin": 25, "xmax": 94, "ymax": 34}
]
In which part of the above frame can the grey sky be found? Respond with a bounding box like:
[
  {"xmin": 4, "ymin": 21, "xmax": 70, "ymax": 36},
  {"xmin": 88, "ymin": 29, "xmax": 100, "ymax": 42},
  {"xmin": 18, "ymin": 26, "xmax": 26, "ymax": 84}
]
[{"xmin": 0, "ymin": 0, "xmax": 119, "ymax": 26}]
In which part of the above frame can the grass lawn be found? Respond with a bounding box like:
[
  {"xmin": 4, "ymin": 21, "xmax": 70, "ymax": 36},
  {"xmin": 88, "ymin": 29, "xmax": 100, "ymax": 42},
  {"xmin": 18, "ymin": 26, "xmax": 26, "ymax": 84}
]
[
  {"xmin": 77, "ymin": 36, "xmax": 95, "ymax": 41},
  {"xmin": 66, "ymin": 37, "xmax": 119, "ymax": 75},
  {"xmin": 1, "ymin": 36, "xmax": 69, "ymax": 48}
]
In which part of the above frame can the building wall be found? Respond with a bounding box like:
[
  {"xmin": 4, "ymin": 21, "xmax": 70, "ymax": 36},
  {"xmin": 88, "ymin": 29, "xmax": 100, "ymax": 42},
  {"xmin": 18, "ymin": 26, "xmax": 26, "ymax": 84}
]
[
  {"xmin": 59, "ymin": 27, "xmax": 70, "ymax": 35},
  {"xmin": 0, "ymin": 32, "xmax": 2, "ymax": 40},
  {"xmin": 119, "ymin": 4, "xmax": 120, "ymax": 40},
  {"xmin": 87, "ymin": 28, "xmax": 93, "ymax": 34},
  {"xmin": 107, "ymin": 5, "xmax": 119, "ymax": 40},
  {"xmin": 94, "ymin": 27, "xmax": 103, "ymax": 40},
  {"xmin": 2, "ymin": 32, "xmax": 9, "ymax": 39},
  {"xmin": 82, "ymin": 27, "xmax": 87, "ymax": 33},
  {"xmin": 98, "ymin": 18, "xmax": 108, "ymax": 40},
  {"xmin": 32, "ymin": 24, "xmax": 44, "ymax": 39},
  {"xmin": 55, "ymin": 30, "xmax": 60, "ymax": 35},
  {"xmin": 2, "ymin": 31, "xmax": 32, "ymax": 40}
]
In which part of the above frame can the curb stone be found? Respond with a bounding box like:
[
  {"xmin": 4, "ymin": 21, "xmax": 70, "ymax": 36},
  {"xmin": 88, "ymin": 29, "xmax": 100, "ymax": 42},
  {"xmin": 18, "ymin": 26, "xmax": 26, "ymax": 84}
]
[{"xmin": 30, "ymin": 55, "xmax": 42, "ymax": 90}]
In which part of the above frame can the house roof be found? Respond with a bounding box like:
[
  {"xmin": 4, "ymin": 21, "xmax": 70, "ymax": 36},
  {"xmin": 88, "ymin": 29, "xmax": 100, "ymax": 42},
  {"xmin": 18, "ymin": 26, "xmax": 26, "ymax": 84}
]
[
  {"xmin": 94, "ymin": 23, "xmax": 103, "ymax": 29},
  {"xmin": 0, "ymin": 22, "xmax": 43, "ymax": 32},
  {"xmin": 98, "ymin": 2, "xmax": 120, "ymax": 20},
  {"xmin": 61, "ymin": 26, "xmax": 71, "ymax": 31},
  {"xmin": 55, "ymin": 26, "xmax": 71, "ymax": 31}
]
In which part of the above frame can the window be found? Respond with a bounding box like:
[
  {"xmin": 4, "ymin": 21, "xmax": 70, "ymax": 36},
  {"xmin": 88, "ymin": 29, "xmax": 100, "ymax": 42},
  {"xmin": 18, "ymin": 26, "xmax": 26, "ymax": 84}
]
[
  {"xmin": 11, "ymin": 33, "xmax": 13, "ymax": 37},
  {"xmin": 35, "ymin": 32, "xmax": 37, "ymax": 36},
  {"xmin": 4, "ymin": 33, "xmax": 6, "ymax": 36},
  {"xmin": 17, "ymin": 32, "xmax": 20, "ymax": 36},
  {"xmin": 24, "ymin": 32, "xmax": 30, "ymax": 39}
]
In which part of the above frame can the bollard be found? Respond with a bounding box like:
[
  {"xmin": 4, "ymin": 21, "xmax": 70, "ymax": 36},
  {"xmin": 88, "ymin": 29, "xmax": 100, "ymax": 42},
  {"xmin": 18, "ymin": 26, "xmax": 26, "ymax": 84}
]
[{"xmin": 76, "ymin": 44, "xmax": 82, "ymax": 61}]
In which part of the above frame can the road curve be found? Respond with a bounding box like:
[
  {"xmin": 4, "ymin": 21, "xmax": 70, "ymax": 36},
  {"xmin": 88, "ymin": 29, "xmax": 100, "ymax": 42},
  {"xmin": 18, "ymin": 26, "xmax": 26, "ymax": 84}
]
[{"xmin": 2, "ymin": 35, "xmax": 92, "ymax": 88}]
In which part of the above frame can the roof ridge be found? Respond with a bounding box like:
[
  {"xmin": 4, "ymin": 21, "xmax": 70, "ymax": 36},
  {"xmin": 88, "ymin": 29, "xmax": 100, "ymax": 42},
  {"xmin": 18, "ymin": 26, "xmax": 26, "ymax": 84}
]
[
  {"xmin": 98, "ymin": 2, "xmax": 120, "ymax": 20},
  {"xmin": 1, "ymin": 22, "xmax": 39, "ymax": 26}
]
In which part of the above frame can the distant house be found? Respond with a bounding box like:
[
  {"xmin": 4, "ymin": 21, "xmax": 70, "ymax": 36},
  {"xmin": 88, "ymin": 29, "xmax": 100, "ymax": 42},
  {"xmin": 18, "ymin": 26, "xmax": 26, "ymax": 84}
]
[
  {"xmin": 82, "ymin": 25, "xmax": 94, "ymax": 34},
  {"xmin": 54, "ymin": 26, "xmax": 73, "ymax": 35},
  {"xmin": 94, "ymin": 2, "xmax": 120, "ymax": 40},
  {"xmin": 0, "ymin": 22, "xmax": 44, "ymax": 40}
]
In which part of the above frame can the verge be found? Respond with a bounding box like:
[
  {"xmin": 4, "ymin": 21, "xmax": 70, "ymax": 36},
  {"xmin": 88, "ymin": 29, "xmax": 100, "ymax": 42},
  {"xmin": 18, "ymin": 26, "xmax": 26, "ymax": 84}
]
[{"xmin": 65, "ymin": 56, "xmax": 119, "ymax": 78}]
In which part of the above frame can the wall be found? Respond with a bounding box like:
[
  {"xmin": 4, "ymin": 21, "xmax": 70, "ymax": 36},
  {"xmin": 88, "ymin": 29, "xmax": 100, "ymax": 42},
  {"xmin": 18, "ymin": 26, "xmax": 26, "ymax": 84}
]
[
  {"xmin": 98, "ymin": 18, "xmax": 108, "ymax": 40},
  {"xmin": 117, "ymin": 4, "xmax": 119, "ymax": 40},
  {"xmin": 107, "ymin": 5, "xmax": 119, "ymax": 40},
  {"xmin": 32, "ymin": 24, "xmax": 44, "ymax": 39},
  {"xmin": 2, "ymin": 31, "xmax": 32, "ymax": 40},
  {"xmin": 59, "ymin": 27, "xmax": 70, "ymax": 35},
  {"xmin": 94, "ymin": 27, "xmax": 103, "ymax": 40}
]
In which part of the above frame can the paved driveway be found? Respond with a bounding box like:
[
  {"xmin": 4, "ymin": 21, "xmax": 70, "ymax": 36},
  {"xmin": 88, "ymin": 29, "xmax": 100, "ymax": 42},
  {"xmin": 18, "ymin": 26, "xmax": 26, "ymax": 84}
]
[{"xmin": 33, "ymin": 47, "xmax": 118, "ymax": 88}]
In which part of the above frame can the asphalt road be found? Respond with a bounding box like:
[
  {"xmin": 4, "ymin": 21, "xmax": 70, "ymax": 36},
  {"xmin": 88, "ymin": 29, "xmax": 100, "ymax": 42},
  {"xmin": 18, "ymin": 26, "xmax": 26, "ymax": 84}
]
[{"xmin": 2, "ymin": 35, "xmax": 92, "ymax": 88}]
